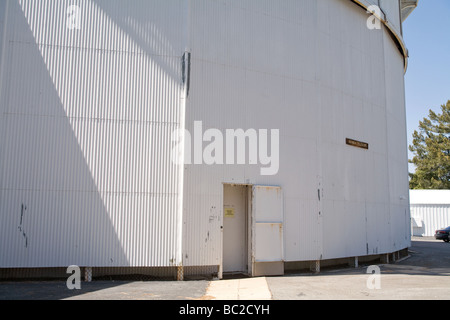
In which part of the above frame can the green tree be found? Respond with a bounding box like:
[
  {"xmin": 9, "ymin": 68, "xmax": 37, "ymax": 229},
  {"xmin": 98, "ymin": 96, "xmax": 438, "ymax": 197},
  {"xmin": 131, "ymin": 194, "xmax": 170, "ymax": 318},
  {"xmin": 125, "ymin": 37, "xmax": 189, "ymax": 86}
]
[{"xmin": 409, "ymin": 100, "xmax": 450, "ymax": 189}]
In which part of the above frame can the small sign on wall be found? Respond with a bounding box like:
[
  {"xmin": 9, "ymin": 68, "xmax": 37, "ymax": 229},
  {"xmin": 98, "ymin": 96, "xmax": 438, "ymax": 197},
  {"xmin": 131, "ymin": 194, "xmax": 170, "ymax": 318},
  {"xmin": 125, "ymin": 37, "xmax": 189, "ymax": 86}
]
[
  {"xmin": 224, "ymin": 208, "xmax": 235, "ymax": 218},
  {"xmin": 346, "ymin": 138, "xmax": 369, "ymax": 150}
]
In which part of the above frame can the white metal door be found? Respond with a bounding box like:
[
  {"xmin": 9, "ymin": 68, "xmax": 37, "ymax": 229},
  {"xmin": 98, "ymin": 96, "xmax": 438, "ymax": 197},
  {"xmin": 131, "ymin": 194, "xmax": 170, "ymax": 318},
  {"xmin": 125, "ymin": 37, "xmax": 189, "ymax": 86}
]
[{"xmin": 252, "ymin": 186, "xmax": 284, "ymax": 274}]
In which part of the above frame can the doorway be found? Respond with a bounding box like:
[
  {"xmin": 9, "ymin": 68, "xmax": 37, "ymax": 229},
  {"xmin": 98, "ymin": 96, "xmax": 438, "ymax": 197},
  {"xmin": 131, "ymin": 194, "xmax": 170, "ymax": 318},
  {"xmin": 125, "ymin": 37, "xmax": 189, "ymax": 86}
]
[{"xmin": 222, "ymin": 184, "xmax": 250, "ymax": 275}]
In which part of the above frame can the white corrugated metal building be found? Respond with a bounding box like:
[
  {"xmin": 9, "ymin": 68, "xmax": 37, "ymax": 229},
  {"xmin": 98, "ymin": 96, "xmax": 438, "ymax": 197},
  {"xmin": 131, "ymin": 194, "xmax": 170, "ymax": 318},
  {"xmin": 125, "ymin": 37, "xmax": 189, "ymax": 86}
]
[
  {"xmin": 0, "ymin": 0, "xmax": 417, "ymax": 280},
  {"xmin": 410, "ymin": 190, "xmax": 450, "ymax": 237}
]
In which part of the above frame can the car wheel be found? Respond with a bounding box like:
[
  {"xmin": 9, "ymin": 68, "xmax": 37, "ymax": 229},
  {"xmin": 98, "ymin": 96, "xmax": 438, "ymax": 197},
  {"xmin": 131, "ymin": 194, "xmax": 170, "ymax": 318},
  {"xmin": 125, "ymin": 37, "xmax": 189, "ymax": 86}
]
[{"xmin": 445, "ymin": 239, "xmax": 450, "ymax": 243}]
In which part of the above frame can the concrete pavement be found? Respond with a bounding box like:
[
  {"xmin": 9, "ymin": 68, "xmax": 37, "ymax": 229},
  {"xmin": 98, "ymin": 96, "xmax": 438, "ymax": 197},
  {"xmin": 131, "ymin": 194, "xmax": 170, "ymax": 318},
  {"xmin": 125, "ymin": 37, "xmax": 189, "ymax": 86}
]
[
  {"xmin": 206, "ymin": 276, "xmax": 272, "ymax": 300},
  {"xmin": 0, "ymin": 279, "xmax": 210, "ymax": 300},
  {"xmin": 266, "ymin": 237, "xmax": 450, "ymax": 300},
  {"xmin": 1, "ymin": 237, "xmax": 449, "ymax": 300}
]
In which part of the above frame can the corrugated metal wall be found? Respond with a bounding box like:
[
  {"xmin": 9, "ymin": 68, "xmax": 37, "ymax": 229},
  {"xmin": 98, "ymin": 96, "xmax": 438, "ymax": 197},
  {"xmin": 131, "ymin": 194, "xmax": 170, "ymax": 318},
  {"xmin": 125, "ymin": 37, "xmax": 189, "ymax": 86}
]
[
  {"xmin": 379, "ymin": 0, "xmax": 401, "ymax": 35},
  {"xmin": 357, "ymin": 0, "xmax": 401, "ymax": 32},
  {"xmin": 183, "ymin": 0, "xmax": 322, "ymax": 267},
  {"xmin": 0, "ymin": 0, "xmax": 411, "ymax": 272},
  {"xmin": 0, "ymin": 0, "xmax": 187, "ymax": 268},
  {"xmin": 183, "ymin": 0, "xmax": 411, "ymax": 267},
  {"xmin": 411, "ymin": 205, "xmax": 450, "ymax": 237}
]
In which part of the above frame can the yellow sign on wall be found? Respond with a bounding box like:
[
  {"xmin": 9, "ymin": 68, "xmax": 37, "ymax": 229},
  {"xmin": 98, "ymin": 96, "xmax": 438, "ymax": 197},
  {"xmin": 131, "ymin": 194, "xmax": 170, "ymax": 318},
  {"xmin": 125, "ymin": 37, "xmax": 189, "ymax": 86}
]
[{"xmin": 224, "ymin": 208, "xmax": 235, "ymax": 218}]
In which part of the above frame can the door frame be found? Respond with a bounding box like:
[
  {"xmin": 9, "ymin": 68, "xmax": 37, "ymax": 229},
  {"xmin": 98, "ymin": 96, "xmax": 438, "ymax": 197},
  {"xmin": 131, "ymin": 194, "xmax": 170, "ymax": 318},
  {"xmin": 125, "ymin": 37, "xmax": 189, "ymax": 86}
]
[{"xmin": 220, "ymin": 183, "xmax": 253, "ymax": 279}]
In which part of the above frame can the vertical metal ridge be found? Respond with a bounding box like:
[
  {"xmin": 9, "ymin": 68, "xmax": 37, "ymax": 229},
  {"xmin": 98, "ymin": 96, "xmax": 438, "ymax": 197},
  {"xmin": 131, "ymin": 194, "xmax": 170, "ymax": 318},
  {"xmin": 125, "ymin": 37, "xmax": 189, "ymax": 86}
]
[{"xmin": 0, "ymin": 0, "xmax": 186, "ymax": 268}]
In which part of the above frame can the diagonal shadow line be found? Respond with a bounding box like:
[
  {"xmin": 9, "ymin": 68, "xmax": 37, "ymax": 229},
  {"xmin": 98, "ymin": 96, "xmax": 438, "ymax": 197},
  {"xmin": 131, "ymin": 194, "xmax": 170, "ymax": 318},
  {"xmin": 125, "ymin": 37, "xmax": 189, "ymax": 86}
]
[
  {"xmin": 91, "ymin": 0, "xmax": 184, "ymax": 84},
  {"xmin": 4, "ymin": 0, "xmax": 130, "ymax": 272},
  {"xmin": 10, "ymin": 0, "xmax": 188, "ymax": 277}
]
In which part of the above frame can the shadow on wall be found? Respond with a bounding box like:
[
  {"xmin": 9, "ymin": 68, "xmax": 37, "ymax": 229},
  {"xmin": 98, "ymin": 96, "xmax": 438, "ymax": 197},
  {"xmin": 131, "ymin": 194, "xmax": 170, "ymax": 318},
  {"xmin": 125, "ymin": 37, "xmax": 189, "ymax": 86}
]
[
  {"xmin": 0, "ymin": 0, "xmax": 129, "ymax": 268},
  {"xmin": 0, "ymin": 0, "xmax": 186, "ymax": 272},
  {"xmin": 92, "ymin": 0, "xmax": 184, "ymax": 82}
]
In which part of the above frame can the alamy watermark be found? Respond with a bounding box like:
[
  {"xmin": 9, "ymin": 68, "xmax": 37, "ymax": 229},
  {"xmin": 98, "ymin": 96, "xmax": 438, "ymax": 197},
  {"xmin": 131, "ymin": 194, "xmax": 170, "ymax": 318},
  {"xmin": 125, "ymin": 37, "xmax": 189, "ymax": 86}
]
[
  {"xmin": 366, "ymin": 5, "xmax": 382, "ymax": 30},
  {"xmin": 366, "ymin": 265, "xmax": 381, "ymax": 290},
  {"xmin": 62, "ymin": 2, "xmax": 381, "ymax": 176},
  {"xmin": 67, "ymin": 5, "xmax": 81, "ymax": 30},
  {"xmin": 66, "ymin": 265, "xmax": 81, "ymax": 290},
  {"xmin": 171, "ymin": 121, "xmax": 280, "ymax": 176}
]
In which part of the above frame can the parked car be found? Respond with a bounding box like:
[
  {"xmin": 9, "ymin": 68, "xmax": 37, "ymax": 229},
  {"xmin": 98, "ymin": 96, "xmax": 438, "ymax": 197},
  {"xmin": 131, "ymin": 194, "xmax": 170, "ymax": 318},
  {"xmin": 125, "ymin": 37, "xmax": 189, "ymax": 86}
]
[{"xmin": 435, "ymin": 227, "xmax": 450, "ymax": 242}]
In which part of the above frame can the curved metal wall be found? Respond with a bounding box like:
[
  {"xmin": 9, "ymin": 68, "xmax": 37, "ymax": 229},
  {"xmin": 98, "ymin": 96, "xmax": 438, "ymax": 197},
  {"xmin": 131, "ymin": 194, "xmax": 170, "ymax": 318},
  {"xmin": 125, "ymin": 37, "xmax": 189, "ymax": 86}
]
[
  {"xmin": 0, "ymin": 0, "xmax": 186, "ymax": 268},
  {"xmin": 0, "ymin": 0, "xmax": 412, "ymax": 271},
  {"xmin": 183, "ymin": 0, "xmax": 411, "ymax": 266}
]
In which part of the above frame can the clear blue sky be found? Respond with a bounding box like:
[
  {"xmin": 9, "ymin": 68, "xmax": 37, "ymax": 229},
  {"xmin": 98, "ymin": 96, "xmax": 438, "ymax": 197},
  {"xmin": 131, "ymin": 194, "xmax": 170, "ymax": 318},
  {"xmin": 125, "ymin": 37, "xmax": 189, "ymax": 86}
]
[{"xmin": 403, "ymin": 0, "xmax": 450, "ymax": 172}]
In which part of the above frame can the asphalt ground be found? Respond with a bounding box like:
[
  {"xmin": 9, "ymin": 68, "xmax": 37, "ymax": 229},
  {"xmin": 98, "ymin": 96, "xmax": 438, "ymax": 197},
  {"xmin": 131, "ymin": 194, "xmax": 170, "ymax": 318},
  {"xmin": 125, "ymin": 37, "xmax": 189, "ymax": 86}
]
[
  {"xmin": 0, "ymin": 237, "xmax": 449, "ymax": 301},
  {"xmin": 267, "ymin": 237, "xmax": 450, "ymax": 300}
]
